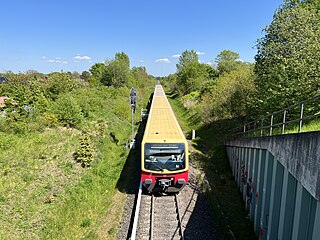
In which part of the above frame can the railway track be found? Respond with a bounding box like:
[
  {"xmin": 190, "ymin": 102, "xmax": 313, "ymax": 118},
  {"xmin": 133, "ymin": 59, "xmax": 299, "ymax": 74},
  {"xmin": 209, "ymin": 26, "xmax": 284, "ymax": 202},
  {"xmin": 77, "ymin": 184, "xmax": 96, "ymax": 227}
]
[{"xmin": 131, "ymin": 182, "xmax": 184, "ymax": 240}]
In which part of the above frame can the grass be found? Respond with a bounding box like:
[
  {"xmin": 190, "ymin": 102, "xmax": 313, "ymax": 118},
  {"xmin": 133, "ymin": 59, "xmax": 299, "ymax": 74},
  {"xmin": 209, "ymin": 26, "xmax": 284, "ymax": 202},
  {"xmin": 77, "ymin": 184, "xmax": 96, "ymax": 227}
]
[
  {"xmin": 285, "ymin": 118, "xmax": 320, "ymax": 134},
  {"xmin": 0, "ymin": 85, "xmax": 154, "ymax": 239},
  {"xmin": 168, "ymin": 94, "xmax": 257, "ymax": 240},
  {"xmin": 0, "ymin": 129, "xmax": 83, "ymax": 239},
  {"xmin": 240, "ymin": 117, "xmax": 320, "ymax": 138},
  {"xmin": 42, "ymin": 123, "xmax": 130, "ymax": 239}
]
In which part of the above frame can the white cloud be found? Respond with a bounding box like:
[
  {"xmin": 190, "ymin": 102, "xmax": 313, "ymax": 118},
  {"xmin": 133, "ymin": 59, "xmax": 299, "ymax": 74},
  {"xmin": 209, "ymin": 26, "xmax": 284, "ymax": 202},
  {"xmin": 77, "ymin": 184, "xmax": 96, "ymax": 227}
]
[
  {"xmin": 62, "ymin": 61, "xmax": 68, "ymax": 64},
  {"xmin": 206, "ymin": 61, "xmax": 213, "ymax": 65},
  {"xmin": 47, "ymin": 59, "xmax": 65, "ymax": 63},
  {"xmin": 42, "ymin": 56, "xmax": 46, "ymax": 59},
  {"xmin": 171, "ymin": 54, "xmax": 181, "ymax": 58},
  {"xmin": 140, "ymin": 60, "xmax": 144, "ymax": 63},
  {"xmin": 196, "ymin": 51, "xmax": 205, "ymax": 55},
  {"xmin": 55, "ymin": 57, "xmax": 61, "ymax": 60},
  {"xmin": 155, "ymin": 58, "xmax": 170, "ymax": 63},
  {"xmin": 73, "ymin": 55, "xmax": 91, "ymax": 61}
]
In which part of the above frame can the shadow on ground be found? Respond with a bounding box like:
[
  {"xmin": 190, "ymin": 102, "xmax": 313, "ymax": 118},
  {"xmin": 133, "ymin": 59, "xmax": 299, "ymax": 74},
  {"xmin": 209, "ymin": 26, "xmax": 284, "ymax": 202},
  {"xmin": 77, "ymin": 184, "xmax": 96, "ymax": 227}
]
[
  {"xmin": 116, "ymin": 93, "xmax": 153, "ymax": 194},
  {"xmin": 115, "ymin": 93, "xmax": 153, "ymax": 239},
  {"xmin": 191, "ymin": 119, "xmax": 258, "ymax": 240}
]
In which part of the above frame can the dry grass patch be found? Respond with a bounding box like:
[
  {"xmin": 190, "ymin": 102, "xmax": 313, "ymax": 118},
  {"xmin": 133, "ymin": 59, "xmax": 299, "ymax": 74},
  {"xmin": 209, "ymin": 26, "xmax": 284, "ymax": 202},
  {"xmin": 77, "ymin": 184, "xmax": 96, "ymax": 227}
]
[{"xmin": 96, "ymin": 190, "xmax": 127, "ymax": 239}]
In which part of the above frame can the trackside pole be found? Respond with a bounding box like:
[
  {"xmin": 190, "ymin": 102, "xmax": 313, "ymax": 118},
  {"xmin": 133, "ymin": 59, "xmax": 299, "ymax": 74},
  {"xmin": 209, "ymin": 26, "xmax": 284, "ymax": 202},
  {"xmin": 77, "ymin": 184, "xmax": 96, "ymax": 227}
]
[
  {"xmin": 130, "ymin": 87, "xmax": 136, "ymax": 149},
  {"xmin": 130, "ymin": 107, "xmax": 135, "ymax": 149},
  {"xmin": 130, "ymin": 180, "xmax": 142, "ymax": 240},
  {"xmin": 192, "ymin": 129, "xmax": 196, "ymax": 140}
]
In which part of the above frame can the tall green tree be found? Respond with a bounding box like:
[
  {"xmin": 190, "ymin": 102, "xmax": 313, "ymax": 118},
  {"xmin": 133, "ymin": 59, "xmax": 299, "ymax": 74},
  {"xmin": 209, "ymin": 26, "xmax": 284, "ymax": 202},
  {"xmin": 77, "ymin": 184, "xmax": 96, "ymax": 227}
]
[
  {"xmin": 215, "ymin": 50, "xmax": 241, "ymax": 73},
  {"xmin": 176, "ymin": 61, "xmax": 209, "ymax": 95},
  {"xmin": 176, "ymin": 50, "xmax": 199, "ymax": 72},
  {"xmin": 212, "ymin": 64, "xmax": 256, "ymax": 119},
  {"xmin": 204, "ymin": 64, "xmax": 219, "ymax": 80},
  {"xmin": 103, "ymin": 52, "xmax": 131, "ymax": 87},
  {"xmin": 254, "ymin": 1, "xmax": 320, "ymax": 114},
  {"xmin": 115, "ymin": 52, "xmax": 130, "ymax": 69},
  {"xmin": 282, "ymin": 0, "xmax": 320, "ymax": 9},
  {"xmin": 131, "ymin": 67, "xmax": 148, "ymax": 88},
  {"xmin": 89, "ymin": 63, "xmax": 106, "ymax": 81}
]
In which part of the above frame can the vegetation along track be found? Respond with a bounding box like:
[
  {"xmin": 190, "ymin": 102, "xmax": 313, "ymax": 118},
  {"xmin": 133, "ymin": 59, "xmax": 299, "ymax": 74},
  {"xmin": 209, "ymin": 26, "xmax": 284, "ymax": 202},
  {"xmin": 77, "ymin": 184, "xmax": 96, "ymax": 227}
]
[{"xmin": 133, "ymin": 190, "xmax": 184, "ymax": 240}]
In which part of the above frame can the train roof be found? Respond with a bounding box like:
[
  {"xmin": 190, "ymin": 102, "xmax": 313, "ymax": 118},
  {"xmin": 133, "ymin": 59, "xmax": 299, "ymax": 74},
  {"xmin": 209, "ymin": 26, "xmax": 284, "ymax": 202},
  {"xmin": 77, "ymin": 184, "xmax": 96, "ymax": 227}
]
[{"xmin": 143, "ymin": 84, "xmax": 186, "ymax": 142}]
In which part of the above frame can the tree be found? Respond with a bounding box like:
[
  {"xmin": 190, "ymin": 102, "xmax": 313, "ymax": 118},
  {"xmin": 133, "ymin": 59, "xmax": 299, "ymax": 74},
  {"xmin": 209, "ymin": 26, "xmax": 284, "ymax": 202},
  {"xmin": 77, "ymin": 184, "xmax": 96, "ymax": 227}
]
[
  {"xmin": 89, "ymin": 63, "xmax": 106, "ymax": 81},
  {"xmin": 204, "ymin": 64, "xmax": 218, "ymax": 80},
  {"xmin": 103, "ymin": 52, "xmax": 131, "ymax": 87},
  {"xmin": 215, "ymin": 50, "xmax": 241, "ymax": 73},
  {"xmin": 176, "ymin": 50, "xmax": 199, "ymax": 72},
  {"xmin": 254, "ymin": 1, "xmax": 320, "ymax": 114},
  {"xmin": 132, "ymin": 67, "xmax": 148, "ymax": 88},
  {"xmin": 80, "ymin": 71, "xmax": 91, "ymax": 81},
  {"xmin": 176, "ymin": 61, "xmax": 208, "ymax": 95},
  {"xmin": 90, "ymin": 52, "xmax": 131, "ymax": 87},
  {"xmin": 44, "ymin": 72, "xmax": 80, "ymax": 100},
  {"xmin": 115, "ymin": 52, "xmax": 130, "ymax": 69},
  {"xmin": 282, "ymin": 0, "xmax": 320, "ymax": 9},
  {"xmin": 212, "ymin": 64, "xmax": 256, "ymax": 119}
]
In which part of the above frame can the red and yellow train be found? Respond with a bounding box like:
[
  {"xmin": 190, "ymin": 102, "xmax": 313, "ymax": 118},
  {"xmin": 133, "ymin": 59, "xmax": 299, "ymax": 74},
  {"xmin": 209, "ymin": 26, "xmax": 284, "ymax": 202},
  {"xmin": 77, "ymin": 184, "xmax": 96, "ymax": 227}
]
[{"xmin": 141, "ymin": 84, "xmax": 189, "ymax": 193}]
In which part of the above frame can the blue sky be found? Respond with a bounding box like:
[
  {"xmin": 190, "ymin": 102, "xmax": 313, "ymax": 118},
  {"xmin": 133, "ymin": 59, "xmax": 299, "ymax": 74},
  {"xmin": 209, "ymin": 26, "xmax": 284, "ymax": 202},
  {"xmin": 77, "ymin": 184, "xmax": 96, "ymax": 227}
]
[{"xmin": 0, "ymin": 0, "xmax": 283, "ymax": 76}]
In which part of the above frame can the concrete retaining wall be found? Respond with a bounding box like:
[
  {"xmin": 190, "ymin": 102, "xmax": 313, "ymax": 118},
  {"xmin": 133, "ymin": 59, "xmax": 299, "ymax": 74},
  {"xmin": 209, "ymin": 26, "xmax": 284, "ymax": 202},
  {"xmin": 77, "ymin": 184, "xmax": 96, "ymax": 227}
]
[{"xmin": 225, "ymin": 131, "xmax": 320, "ymax": 240}]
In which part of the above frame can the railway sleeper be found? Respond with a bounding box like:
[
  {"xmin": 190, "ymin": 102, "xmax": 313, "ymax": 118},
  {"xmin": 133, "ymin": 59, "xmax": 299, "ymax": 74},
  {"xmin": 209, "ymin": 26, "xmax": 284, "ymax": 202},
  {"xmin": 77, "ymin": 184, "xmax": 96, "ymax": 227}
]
[
  {"xmin": 152, "ymin": 230, "xmax": 182, "ymax": 240},
  {"xmin": 154, "ymin": 207, "xmax": 176, "ymax": 213},
  {"xmin": 153, "ymin": 221, "xmax": 179, "ymax": 229},
  {"xmin": 154, "ymin": 236, "xmax": 182, "ymax": 240},
  {"xmin": 139, "ymin": 237, "xmax": 150, "ymax": 240}
]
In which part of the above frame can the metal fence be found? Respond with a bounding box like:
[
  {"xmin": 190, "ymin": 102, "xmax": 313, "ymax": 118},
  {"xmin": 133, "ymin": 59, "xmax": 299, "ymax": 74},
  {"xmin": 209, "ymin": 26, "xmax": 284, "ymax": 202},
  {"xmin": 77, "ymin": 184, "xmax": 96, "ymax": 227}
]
[{"xmin": 229, "ymin": 95, "xmax": 320, "ymax": 138}]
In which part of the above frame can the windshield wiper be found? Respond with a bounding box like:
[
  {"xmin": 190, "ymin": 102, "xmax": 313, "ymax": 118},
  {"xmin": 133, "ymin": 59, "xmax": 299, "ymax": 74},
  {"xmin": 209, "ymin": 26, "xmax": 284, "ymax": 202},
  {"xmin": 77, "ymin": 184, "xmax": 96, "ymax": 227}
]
[{"xmin": 148, "ymin": 162, "xmax": 164, "ymax": 171}]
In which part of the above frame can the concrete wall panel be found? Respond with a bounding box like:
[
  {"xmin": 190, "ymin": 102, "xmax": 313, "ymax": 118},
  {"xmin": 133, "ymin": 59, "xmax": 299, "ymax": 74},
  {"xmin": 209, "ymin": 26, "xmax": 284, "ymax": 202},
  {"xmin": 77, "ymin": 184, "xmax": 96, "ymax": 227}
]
[{"xmin": 225, "ymin": 132, "xmax": 320, "ymax": 239}]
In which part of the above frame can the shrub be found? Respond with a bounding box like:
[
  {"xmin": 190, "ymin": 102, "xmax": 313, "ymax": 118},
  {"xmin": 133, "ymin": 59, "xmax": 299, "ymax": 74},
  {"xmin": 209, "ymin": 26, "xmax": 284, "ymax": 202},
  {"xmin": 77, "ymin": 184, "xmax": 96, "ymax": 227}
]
[
  {"xmin": 41, "ymin": 112, "xmax": 59, "ymax": 127},
  {"xmin": 53, "ymin": 95, "xmax": 84, "ymax": 128},
  {"xmin": 44, "ymin": 73, "xmax": 80, "ymax": 100},
  {"xmin": 76, "ymin": 135, "xmax": 94, "ymax": 168},
  {"xmin": 181, "ymin": 91, "xmax": 200, "ymax": 109}
]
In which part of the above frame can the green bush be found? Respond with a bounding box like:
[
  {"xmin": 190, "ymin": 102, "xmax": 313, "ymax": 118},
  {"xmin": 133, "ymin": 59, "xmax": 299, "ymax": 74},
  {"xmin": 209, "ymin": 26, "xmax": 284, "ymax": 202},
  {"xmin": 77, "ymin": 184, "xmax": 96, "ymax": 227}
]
[
  {"xmin": 41, "ymin": 112, "xmax": 59, "ymax": 127},
  {"xmin": 44, "ymin": 72, "xmax": 80, "ymax": 100},
  {"xmin": 181, "ymin": 91, "xmax": 200, "ymax": 109},
  {"xmin": 76, "ymin": 135, "xmax": 94, "ymax": 167},
  {"xmin": 53, "ymin": 94, "xmax": 84, "ymax": 128},
  {"xmin": 80, "ymin": 218, "xmax": 91, "ymax": 228}
]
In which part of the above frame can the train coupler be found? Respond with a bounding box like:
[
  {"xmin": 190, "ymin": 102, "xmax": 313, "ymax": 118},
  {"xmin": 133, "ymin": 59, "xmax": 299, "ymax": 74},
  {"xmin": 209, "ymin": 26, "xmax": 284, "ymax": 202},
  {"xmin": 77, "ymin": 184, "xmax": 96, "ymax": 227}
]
[{"xmin": 159, "ymin": 179, "xmax": 172, "ymax": 188}]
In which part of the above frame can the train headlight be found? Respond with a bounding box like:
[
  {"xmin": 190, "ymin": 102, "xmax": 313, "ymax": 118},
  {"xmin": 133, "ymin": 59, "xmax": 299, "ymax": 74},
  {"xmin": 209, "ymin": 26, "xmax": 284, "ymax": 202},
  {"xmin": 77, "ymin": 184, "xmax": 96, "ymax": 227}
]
[
  {"xmin": 177, "ymin": 179, "xmax": 186, "ymax": 185},
  {"xmin": 144, "ymin": 179, "xmax": 152, "ymax": 185}
]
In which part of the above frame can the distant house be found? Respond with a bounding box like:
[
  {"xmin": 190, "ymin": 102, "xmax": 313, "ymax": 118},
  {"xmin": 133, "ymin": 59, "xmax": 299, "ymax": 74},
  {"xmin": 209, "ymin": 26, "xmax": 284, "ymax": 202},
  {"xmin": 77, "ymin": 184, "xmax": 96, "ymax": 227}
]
[
  {"xmin": 0, "ymin": 96, "xmax": 8, "ymax": 107},
  {"xmin": 0, "ymin": 76, "xmax": 8, "ymax": 84}
]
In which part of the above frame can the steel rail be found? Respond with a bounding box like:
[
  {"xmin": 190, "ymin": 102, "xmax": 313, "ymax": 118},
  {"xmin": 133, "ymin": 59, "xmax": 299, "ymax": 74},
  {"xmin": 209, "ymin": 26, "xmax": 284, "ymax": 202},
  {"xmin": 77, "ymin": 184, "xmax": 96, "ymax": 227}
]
[
  {"xmin": 130, "ymin": 180, "xmax": 142, "ymax": 240},
  {"xmin": 150, "ymin": 195, "xmax": 154, "ymax": 240},
  {"xmin": 131, "ymin": 185, "xmax": 184, "ymax": 240},
  {"xmin": 175, "ymin": 194, "xmax": 185, "ymax": 240},
  {"xmin": 149, "ymin": 194, "xmax": 184, "ymax": 240}
]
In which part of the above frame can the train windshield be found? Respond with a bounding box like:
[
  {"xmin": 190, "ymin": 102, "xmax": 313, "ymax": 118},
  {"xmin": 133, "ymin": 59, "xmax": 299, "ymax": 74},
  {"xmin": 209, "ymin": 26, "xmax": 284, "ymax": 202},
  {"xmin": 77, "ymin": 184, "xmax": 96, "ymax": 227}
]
[{"xmin": 144, "ymin": 143, "xmax": 185, "ymax": 171}]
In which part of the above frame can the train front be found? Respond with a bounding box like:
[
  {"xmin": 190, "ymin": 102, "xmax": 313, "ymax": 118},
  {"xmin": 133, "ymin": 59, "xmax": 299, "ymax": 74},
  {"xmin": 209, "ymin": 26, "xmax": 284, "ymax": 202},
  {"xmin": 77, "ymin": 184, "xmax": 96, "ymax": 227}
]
[{"xmin": 141, "ymin": 141, "xmax": 188, "ymax": 193}]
